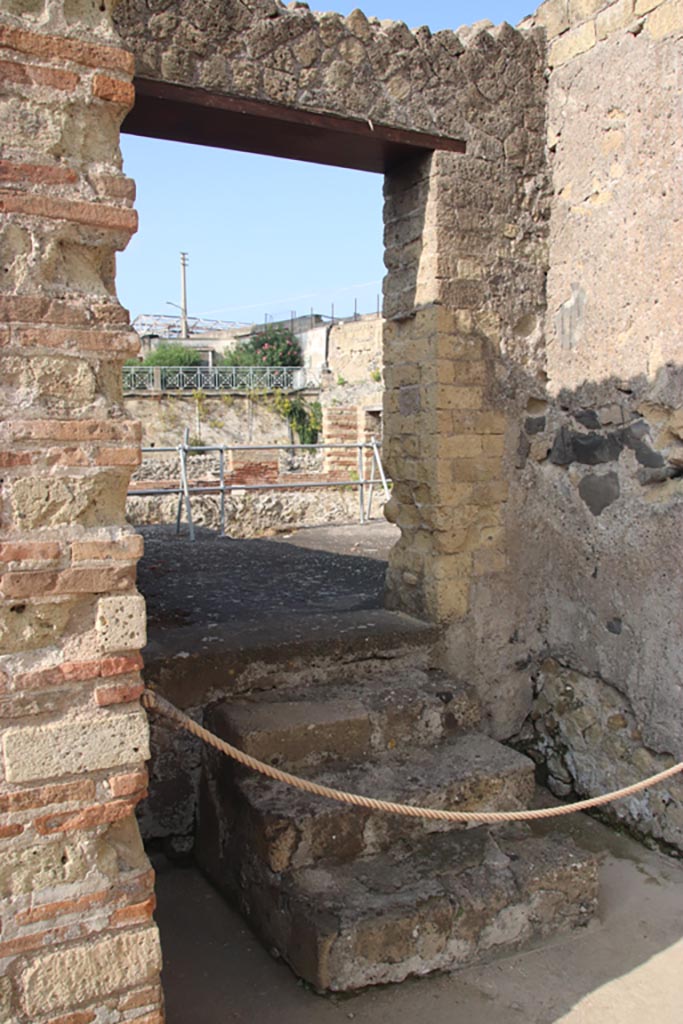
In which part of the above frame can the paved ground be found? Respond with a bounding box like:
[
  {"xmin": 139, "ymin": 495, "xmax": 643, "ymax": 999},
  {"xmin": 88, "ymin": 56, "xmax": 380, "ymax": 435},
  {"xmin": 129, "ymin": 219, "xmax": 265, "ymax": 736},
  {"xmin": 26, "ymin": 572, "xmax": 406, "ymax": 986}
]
[
  {"xmin": 138, "ymin": 522, "xmax": 399, "ymax": 630},
  {"xmin": 154, "ymin": 815, "xmax": 683, "ymax": 1024}
]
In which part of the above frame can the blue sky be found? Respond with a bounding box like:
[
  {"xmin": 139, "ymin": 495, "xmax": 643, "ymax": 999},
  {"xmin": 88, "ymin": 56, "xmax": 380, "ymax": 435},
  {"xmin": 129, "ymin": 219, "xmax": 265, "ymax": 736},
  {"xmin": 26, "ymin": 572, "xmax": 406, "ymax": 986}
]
[{"xmin": 117, "ymin": 0, "xmax": 534, "ymax": 325}]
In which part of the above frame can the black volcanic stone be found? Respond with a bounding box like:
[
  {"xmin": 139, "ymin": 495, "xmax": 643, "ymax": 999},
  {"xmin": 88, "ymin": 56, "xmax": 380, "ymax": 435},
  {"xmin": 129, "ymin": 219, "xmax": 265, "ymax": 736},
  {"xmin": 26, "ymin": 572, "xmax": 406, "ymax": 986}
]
[
  {"xmin": 578, "ymin": 472, "xmax": 620, "ymax": 515},
  {"xmin": 573, "ymin": 409, "xmax": 601, "ymax": 430},
  {"xmin": 549, "ymin": 427, "xmax": 574, "ymax": 465},
  {"xmin": 524, "ymin": 416, "xmax": 546, "ymax": 435},
  {"xmin": 571, "ymin": 431, "xmax": 623, "ymax": 465}
]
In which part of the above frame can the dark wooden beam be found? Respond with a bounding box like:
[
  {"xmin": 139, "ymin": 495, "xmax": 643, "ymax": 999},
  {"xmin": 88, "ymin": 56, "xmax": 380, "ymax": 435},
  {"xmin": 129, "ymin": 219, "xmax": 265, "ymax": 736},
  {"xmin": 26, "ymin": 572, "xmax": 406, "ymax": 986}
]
[{"xmin": 122, "ymin": 78, "xmax": 466, "ymax": 174}]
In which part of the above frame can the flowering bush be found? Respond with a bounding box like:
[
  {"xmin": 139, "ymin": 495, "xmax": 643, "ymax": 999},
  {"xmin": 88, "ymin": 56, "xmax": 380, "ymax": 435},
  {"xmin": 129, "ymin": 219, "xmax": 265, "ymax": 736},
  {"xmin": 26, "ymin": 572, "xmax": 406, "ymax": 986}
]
[{"xmin": 223, "ymin": 326, "xmax": 303, "ymax": 367}]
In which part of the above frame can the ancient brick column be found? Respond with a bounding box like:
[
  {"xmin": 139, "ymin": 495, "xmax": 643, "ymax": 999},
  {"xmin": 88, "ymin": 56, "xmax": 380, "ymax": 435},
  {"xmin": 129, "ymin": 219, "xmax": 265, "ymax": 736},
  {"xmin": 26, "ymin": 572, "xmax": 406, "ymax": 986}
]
[{"xmin": 0, "ymin": 6, "xmax": 163, "ymax": 1022}]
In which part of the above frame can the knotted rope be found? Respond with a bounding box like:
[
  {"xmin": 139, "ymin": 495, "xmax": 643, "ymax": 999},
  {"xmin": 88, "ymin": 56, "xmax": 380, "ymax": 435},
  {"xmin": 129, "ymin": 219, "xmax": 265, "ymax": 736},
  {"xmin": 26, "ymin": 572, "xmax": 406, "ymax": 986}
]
[{"xmin": 142, "ymin": 688, "xmax": 683, "ymax": 825}]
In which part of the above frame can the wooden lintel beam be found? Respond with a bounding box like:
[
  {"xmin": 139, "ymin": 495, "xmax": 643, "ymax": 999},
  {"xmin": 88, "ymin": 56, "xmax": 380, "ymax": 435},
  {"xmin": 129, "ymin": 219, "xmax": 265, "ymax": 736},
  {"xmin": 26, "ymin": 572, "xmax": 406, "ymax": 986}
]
[{"xmin": 122, "ymin": 78, "xmax": 466, "ymax": 174}]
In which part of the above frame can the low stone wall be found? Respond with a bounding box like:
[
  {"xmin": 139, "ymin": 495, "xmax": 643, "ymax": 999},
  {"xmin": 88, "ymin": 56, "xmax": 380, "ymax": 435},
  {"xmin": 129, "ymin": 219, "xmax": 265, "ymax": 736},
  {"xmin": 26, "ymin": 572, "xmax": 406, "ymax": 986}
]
[
  {"xmin": 126, "ymin": 450, "xmax": 385, "ymax": 536},
  {"xmin": 127, "ymin": 487, "xmax": 379, "ymax": 537},
  {"xmin": 517, "ymin": 659, "xmax": 683, "ymax": 850}
]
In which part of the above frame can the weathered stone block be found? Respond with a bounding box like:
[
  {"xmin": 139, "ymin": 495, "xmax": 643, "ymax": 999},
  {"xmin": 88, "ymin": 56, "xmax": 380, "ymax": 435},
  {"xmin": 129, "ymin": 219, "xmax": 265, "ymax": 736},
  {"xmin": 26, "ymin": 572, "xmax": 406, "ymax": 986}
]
[
  {"xmin": 549, "ymin": 20, "xmax": 596, "ymax": 65},
  {"xmin": 20, "ymin": 927, "xmax": 161, "ymax": 1017},
  {"xmin": 9, "ymin": 473, "xmax": 129, "ymax": 530},
  {"xmin": 2, "ymin": 707, "xmax": 149, "ymax": 782},
  {"xmin": 645, "ymin": 0, "xmax": 683, "ymax": 36},
  {"xmin": 96, "ymin": 593, "xmax": 147, "ymax": 652},
  {"xmin": 534, "ymin": 0, "xmax": 571, "ymax": 36},
  {"xmin": 596, "ymin": 0, "xmax": 636, "ymax": 37}
]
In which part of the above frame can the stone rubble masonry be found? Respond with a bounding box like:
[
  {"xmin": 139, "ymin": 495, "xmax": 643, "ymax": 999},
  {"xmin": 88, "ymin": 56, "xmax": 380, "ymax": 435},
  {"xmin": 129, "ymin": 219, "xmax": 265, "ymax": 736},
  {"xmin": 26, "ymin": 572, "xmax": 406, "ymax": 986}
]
[{"xmin": 0, "ymin": 3, "xmax": 162, "ymax": 1023}]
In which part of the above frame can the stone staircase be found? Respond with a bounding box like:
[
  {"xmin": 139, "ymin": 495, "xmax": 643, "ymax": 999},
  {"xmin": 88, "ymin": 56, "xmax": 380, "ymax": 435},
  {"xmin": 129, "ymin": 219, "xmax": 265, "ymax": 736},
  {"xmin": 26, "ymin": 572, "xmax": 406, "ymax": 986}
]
[{"xmin": 196, "ymin": 665, "xmax": 599, "ymax": 991}]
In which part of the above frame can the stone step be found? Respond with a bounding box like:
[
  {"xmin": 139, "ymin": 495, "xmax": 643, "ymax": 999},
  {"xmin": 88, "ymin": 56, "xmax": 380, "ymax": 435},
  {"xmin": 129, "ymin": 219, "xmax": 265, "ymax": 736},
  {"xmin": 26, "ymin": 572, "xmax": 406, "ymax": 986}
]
[
  {"xmin": 219, "ymin": 828, "xmax": 599, "ymax": 991},
  {"xmin": 197, "ymin": 733, "xmax": 536, "ymax": 875},
  {"xmin": 206, "ymin": 667, "xmax": 481, "ymax": 770}
]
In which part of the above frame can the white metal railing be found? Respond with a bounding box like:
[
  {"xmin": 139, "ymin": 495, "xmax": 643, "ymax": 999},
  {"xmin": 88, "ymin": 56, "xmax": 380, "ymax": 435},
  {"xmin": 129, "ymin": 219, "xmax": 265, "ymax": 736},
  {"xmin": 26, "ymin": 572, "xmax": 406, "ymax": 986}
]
[
  {"xmin": 122, "ymin": 365, "xmax": 319, "ymax": 393},
  {"xmin": 127, "ymin": 432, "xmax": 390, "ymax": 540}
]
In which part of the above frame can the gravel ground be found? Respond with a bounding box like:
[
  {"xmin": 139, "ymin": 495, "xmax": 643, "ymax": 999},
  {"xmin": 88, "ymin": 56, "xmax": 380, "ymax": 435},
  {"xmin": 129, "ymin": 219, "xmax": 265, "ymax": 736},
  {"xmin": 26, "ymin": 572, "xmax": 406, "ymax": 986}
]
[{"xmin": 137, "ymin": 521, "xmax": 400, "ymax": 629}]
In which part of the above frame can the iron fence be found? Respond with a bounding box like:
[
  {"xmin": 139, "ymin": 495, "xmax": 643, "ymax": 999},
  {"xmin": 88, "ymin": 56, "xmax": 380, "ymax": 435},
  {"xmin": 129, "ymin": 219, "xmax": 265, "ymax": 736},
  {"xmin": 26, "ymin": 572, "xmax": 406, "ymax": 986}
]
[
  {"xmin": 128, "ymin": 434, "xmax": 390, "ymax": 540},
  {"xmin": 123, "ymin": 365, "xmax": 319, "ymax": 394}
]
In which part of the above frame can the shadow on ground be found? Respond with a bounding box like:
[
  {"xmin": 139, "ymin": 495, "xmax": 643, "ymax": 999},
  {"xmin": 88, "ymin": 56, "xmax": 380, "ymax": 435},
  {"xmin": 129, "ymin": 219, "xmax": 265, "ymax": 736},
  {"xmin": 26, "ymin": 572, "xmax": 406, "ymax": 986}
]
[
  {"xmin": 154, "ymin": 813, "xmax": 683, "ymax": 1024},
  {"xmin": 138, "ymin": 522, "xmax": 399, "ymax": 630}
]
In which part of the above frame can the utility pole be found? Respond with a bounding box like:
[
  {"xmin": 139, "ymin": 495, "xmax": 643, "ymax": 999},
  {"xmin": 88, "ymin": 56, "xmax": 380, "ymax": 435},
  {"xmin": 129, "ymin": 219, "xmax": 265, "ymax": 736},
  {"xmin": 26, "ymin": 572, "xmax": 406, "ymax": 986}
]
[{"xmin": 180, "ymin": 252, "xmax": 189, "ymax": 339}]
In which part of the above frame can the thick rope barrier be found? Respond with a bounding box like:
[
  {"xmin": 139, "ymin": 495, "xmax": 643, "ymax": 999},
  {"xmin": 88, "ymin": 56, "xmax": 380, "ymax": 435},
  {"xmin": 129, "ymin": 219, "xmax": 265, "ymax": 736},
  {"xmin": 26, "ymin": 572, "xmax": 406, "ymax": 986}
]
[{"xmin": 142, "ymin": 688, "xmax": 683, "ymax": 825}]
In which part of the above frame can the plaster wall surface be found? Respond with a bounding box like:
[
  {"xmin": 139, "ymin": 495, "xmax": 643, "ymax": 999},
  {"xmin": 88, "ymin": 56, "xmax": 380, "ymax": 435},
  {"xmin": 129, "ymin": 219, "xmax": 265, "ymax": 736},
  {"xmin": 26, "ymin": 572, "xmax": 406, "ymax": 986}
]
[{"xmin": 504, "ymin": 0, "xmax": 683, "ymax": 847}]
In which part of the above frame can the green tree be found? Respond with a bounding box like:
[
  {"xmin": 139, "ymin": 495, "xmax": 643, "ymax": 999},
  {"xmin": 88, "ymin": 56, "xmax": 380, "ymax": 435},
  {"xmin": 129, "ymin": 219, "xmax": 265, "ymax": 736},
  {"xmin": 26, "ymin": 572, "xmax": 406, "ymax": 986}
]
[
  {"xmin": 142, "ymin": 343, "xmax": 203, "ymax": 367},
  {"xmin": 274, "ymin": 395, "xmax": 322, "ymax": 444}
]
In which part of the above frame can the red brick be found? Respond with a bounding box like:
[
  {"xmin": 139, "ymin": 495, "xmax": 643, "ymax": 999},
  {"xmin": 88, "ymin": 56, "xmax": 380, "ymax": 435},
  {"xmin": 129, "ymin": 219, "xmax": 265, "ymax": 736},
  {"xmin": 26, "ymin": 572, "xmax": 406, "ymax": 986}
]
[
  {"xmin": 59, "ymin": 565, "xmax": 135, "ymax": 595},
  {"xmin": 0, "ymin": 58, "xmax": 80, "ymax": 92},
  {"xmin": 100, "ymin": 653, "xmax": 144, "ymax": 678},
  {"xmin": 95, "ymin": 446, "xmax": 142, "ymax": 467},
  {"xmin": 118, "ymin": 986, "xmax": 162, "ymax": 1012},
  {"xmin": 0, "ymin": 159, "xmax": 78, "ymax": 185},
  {"xmin": 35, "ymin": 798, "xmax": 137, "ymax": 835},
  {"xmin": 7, "ymin": 419, "xmax": 142, "ymax": 443},
  {"xmin": 0, "ymin": 194, "xmax": 138, "ymax": 234},
  {"xmin": 1, "ymin": 566, "xmax": 134, "ymax": 598},
  {"xmin": 110, "ymin": 896, "xmax": 156, "ymax": 928},
  {"xmin": 71, "ymin": 535, "xmax": 143, "ymax": 563},
  {"xmin": 95, "ymin": 681, "xmax": 144, "ymax": 707},
  {"xmin": 0, "ymin": 823, "xmax": 24, "ymax": 839},
  {"xmin": 0, "ymin": 450, "xmax": 33, "ymax": 468},
  {"xmin": 15, "ymin": 657, "xmax": 142, "ymax": 693},
  {"xmin": 109, "ymin": 769, "xmax": 148, "ymax": 798},
  {"xmin": 59, "ymin": 661, "xmax": 103, "ymax": 682},
  {"xmin": 44, "ymin": 1012, "xmax": 96, "ymax": 1024},
  {"xmin": 1, "ymin": 570, "xmax": 59, "ymax": 598},
  {"xmin": 15, "ymin": 660, "xmax": 99, "ymax": 691},
  {"xmin": 0, "ymin": 926, "xmax": 65, "ymax": 959},
  {"xmin": 0, "ymin": 780, "xmax": 95, "ymax": 814},
  {"xmin": 0, "ymin": 541, "xmax": 62, "ymax": 563},
  {"xmin": 92, "ymin": 74, "xmax": 135, "ymax": 107},
  {"xmin": 16, "ymin": 888, "xmax": 110, "ymax": 926},
  {"xmin": 0, "ymin": 24, "xmax": 135, "ymax": 74}
]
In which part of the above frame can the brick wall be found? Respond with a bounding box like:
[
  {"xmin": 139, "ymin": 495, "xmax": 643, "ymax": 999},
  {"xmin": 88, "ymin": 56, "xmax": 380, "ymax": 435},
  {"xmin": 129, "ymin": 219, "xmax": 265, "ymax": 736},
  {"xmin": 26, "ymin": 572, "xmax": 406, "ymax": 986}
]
[{"xmin": 0, "ymin": 5, "xmax": 162, "ymax": 1023}]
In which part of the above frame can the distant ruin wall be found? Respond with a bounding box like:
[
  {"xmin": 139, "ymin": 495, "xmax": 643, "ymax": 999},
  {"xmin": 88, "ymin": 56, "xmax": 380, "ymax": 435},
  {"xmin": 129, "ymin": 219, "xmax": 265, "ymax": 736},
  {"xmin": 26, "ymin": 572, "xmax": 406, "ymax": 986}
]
[{"xmin": 124, "ymin": 391, "xmax": 292, "ymax": 448}]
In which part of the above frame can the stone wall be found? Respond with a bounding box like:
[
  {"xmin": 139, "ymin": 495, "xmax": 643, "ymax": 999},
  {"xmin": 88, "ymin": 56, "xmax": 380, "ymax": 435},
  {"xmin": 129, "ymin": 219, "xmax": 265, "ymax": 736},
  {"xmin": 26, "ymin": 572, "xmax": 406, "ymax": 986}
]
[
  {"xmin": 124, "ymin": 391, "xmax": 292, "ymax": 448},
  {"xmin": 327, "ymin": 314, "xmax": 382, "ymax": 384},
  {"xmin": 0, "ymin": 3, "xmax": 162, "ymax": 1022},
  {"xmin": 505, "ymin": 0, "xmax": 683, "ymax": 846}
]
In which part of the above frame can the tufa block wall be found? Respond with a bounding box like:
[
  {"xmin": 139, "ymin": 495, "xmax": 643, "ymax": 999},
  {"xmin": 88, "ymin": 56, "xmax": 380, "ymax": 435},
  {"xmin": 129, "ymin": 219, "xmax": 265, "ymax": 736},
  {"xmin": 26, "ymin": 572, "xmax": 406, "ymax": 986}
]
[{"xmin": 0, "ymin": 2, "xmax": 162, "ymax": 1022}]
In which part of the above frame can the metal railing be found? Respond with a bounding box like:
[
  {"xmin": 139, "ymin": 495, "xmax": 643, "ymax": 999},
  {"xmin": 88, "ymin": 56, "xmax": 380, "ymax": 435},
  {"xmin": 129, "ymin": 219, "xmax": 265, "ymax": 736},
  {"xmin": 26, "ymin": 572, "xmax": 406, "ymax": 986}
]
[
  {"xmin": 123, "ymin": 365, "xmax": 320, "ymax": 394},
  {"xmin": 127, "ymin": 432, "xmax": 390, "ymax": 540}
]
